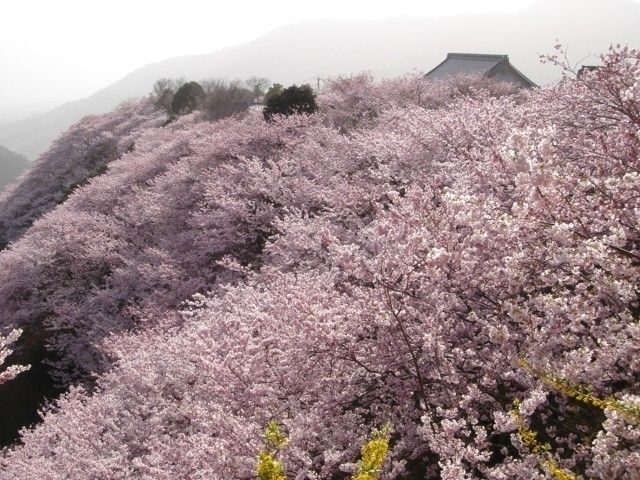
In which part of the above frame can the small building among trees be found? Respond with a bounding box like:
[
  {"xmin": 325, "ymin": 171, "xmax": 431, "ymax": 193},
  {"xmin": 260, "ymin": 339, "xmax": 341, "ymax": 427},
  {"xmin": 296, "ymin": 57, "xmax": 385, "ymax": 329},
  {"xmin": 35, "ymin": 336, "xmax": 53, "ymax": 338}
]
[
  {"xmin": 425, "ymin": 53, "xmax": 536, "ymax": 88},
  {"xmin": 577, "ymin": 65, "xmax": 600, "ymax": 78}
]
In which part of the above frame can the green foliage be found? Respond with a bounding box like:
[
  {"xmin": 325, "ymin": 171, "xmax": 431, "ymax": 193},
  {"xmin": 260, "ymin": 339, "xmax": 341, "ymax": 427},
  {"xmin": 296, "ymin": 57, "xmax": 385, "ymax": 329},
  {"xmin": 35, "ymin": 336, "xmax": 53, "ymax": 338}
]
[
  {"xmin": 171, "ymin": 81, "xmax": 206, "ymax": 115},
  {"xmin": 263, "ymin": 84, "xmax": 317, "ymax": 120},
  {"xmin": 263, "ymin": 84, "xmax": 283, "ymax": 104}
]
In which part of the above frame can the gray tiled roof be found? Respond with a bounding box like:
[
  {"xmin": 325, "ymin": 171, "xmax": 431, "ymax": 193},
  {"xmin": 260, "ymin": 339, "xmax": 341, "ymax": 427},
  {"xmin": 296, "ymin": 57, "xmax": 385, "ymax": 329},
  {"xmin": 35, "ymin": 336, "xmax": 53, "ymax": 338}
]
[
  {"xmin": 425, "ymin": 53, "xmax": 536, "ymax": 88},
  {"xmin": 426, "ymin": 53, "xmax": 507, "ymax": 79}
]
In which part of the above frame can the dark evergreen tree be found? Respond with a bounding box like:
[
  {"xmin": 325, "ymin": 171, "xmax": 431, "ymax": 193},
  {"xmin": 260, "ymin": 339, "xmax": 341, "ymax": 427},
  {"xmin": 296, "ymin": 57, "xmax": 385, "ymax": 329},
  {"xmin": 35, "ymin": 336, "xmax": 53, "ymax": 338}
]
[
  {"xmin": 263, "ymin": 83, "xmax": 283, "ymax": 104},
  {"xmin": 263, "ymin": 84, "xmax": 317, "ymax": 120},
  {"xmin": 171, "ymin": 81, "xmax": 205, "ymax": 115}
]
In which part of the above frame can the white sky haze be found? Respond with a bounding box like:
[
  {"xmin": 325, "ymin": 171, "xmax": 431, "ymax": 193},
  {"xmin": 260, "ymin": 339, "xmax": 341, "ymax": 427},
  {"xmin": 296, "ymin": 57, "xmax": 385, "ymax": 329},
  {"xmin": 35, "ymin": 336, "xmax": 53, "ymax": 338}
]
[
  {"xmin": 1, "ymin": 0, "xmax": 639, "ymax": 109},
  {"xmin": 2, "ymin": 0, "xmax": 534, "ymax": 107}
]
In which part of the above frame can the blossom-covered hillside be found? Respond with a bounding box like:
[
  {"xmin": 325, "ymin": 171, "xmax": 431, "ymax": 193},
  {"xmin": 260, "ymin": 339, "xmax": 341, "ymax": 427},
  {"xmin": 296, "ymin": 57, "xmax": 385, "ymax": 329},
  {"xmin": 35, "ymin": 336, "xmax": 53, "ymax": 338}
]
[
  {"xmin": 0, "ymin": 47, "xmax": 638, "ymax": 479},
  {"xmin": 0, "ymin": 101, "xmax": 165, "ymax": 247}
]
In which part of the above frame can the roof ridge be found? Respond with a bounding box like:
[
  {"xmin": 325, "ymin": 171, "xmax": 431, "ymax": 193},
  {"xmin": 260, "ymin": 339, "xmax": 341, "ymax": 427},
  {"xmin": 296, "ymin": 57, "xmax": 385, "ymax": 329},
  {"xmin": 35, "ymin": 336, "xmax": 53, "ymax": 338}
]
[{"xmin": 447, "ymin": 52, "xmax": 508, "ymax": 59}]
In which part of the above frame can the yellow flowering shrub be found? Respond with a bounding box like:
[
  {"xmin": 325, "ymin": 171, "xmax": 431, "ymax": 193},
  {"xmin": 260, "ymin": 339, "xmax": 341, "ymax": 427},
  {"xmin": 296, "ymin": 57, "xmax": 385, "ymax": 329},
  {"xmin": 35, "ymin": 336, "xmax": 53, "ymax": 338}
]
[
  {"xmin": 352, "ymin": 424, "xmax": 392, "ymax": 480},
  {"xmin": 257, "ymin": 451, "xmax": 287, "ymax": 480},
  {"xmin": 512, "ymin": 401, "xmax": 579, "ymax": 480},
  {"xmin": 519, "ymin": 357, "xmax": 640, "ymax": 424},
  {"xmin": 256, "ymin": 421, "xmax": 288, "ymax": 480},
  {"xmin": 515, "ymin": 356, "xmax": 640, "ymax": 479},
  {"xmin": 264, "ymin": 420, "xmax": 289, "ymax": 450},
  {"xmin": 255, "ymin": 422, "xmax": 392, "ymax": 480}
]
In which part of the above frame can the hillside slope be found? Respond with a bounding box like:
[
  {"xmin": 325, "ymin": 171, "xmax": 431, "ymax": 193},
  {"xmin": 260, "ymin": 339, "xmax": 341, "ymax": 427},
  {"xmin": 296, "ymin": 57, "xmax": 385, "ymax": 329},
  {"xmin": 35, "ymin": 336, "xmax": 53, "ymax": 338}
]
[
  {"xmin": 0, "ymin": 47, "xmax": 638, "ymax": 478},
  {"xmin": 0, "ymin": 146, "xmax": 29, "ymax": 192},
  {"xmin": 0, "ymin": 101, "xmax": 165, "ymax": 248},
  {"xmin": 1, "ymin": 0, "xmax": 639, "ymax": 160}
]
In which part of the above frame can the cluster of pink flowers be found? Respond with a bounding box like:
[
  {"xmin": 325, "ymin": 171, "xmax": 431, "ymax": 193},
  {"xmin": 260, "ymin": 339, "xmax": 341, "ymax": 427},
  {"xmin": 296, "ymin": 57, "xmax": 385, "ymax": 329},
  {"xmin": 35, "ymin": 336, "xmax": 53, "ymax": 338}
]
[
  {"xmin": 0, "ymin": 329, "xmax": 29, "ymax": 386},
  {"xmin": 0, "ymin": 46, "xmax": 638, "ymax": 479}
]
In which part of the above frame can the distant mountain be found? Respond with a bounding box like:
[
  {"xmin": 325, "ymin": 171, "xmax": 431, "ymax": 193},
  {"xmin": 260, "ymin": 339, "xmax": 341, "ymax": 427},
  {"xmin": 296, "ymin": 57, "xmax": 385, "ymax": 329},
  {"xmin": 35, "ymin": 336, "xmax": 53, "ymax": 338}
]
[
  {"xmin": 0, "ymin": 146, "xmax": 29, "ymax": 191},
  {"xmin": 0, "ymin": 101, "xmax": 63, "ymax": 124},
  {"xmin": 1, "ymin": 0, "xmax": 639, "ymax": 160}
]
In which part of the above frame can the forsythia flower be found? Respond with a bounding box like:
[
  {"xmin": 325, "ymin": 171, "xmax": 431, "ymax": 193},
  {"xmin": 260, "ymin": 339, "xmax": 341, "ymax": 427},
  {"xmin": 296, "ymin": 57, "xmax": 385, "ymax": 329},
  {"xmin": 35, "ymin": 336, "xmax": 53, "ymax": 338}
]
[
  {"xmin": 256, "ymin": 422, "xmax": 289, "ymax": 480},
  {"xmin": 519, "ymin": 357, "xmax": 640, "ymax": 424},
  {"xmin": 264, "ymin": 420, "xmax": 288, "ymax": 450},
  {"xmin": 257, "ymin": 452, "xmax": 287, "ymax": 480},
  {"xmin": 352, "ymin": 424, "xmax": 392, "ymax": 480},
  {"xmin": 512, "ymin": 401, "xmax": 579, "ymax": 480}
]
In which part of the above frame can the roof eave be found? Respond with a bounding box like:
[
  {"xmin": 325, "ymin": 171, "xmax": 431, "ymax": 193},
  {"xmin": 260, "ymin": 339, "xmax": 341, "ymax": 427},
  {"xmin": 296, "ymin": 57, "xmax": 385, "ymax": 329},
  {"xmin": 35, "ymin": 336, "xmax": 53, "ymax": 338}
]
[
  {"xmin": 423, "ymin": 56, "xmax": 451, "ymax": 78},
  {"xmin": 486, "ymin": 60, "xmax": 537, "ymax": 88}
]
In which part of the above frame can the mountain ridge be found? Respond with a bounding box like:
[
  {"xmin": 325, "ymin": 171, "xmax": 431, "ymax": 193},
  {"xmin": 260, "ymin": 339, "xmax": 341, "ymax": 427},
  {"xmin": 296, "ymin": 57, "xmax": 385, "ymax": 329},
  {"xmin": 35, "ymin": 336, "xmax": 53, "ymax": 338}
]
[{"xmin": 1, "ymin": 0, "xmax": 639, "ymax": 159}]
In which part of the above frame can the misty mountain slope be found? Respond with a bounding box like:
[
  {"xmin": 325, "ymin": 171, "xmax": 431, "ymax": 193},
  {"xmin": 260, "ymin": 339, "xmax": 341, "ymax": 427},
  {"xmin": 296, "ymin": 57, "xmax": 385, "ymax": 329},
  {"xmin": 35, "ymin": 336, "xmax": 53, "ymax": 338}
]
[
  {"xmin": 1, "ymin": 0, "xmax": 639, "ymax": 160},
  {"xmin": 0, "ymin": 146, "xmax": 29, "ymax": 192}
]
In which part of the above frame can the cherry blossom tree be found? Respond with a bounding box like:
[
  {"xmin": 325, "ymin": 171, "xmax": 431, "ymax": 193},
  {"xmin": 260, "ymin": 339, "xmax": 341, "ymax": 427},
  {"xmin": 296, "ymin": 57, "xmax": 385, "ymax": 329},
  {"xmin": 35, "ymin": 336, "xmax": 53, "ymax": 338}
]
[
  {"xmin": 0, "ymin": 329, "xmax": 29, "ymax": 385},
  {"xmin": 0, "ymin": 45, "xmax": 637, "ymax": 479}
]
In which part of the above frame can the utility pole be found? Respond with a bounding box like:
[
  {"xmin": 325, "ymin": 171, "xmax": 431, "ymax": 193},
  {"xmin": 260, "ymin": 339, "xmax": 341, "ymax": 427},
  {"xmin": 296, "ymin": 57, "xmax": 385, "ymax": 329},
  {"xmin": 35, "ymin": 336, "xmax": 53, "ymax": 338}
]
[{"xmin": 306, "ymin": 75, "xmax": 324, "ymax": 92}]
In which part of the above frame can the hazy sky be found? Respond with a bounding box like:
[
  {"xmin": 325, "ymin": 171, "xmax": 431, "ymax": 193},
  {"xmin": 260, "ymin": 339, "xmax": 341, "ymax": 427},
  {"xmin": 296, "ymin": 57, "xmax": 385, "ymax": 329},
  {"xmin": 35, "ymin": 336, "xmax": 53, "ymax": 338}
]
[{"xmin": 1, "ymin": 0, "xmax": 539, "ymax": 107}]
